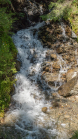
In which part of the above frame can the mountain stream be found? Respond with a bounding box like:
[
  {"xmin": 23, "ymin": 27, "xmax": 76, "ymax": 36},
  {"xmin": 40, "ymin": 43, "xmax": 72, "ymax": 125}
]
[{"xmin": 4, "ymin": 21, "xmax": 78, "ymax": 139}]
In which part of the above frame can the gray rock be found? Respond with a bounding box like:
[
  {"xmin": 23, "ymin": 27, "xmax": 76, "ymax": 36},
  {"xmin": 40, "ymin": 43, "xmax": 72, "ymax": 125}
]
[
  {"xmin": 72, "ymin": 31, "xmax": 77, "ymax": 39},
  {"xmin": 15, "ymin": 60, "xmax": 21, "ymax": 71}
]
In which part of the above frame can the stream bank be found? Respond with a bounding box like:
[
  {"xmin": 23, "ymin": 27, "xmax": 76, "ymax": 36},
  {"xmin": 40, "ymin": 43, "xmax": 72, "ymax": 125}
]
[{"xmin": 0, "ymin": 21, "xmax": 78, "ymax": 139}]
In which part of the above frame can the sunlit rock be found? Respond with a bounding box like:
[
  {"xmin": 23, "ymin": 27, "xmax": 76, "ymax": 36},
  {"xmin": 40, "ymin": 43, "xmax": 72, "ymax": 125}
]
[
  {"xmin": 58, "ymin": 72, "xmax": 78, "ymax": 97},
  {"xmin": 42, "ymin": 107, "xmax": 47, "ymax": 113},
  {"xmin": 64, "ymin": 115, "xmax": 70, "ymax": 119},
  {"xmin": 65, "ymin": 25, "xmax": 72, "ymax": 37},
  {"xmin": 52, "ymin": 62, "xmax": 60, "ymax": 70},
  {"xmin": 66, "ymin": 69, "xmax": 77, "ymax": 82},
  {"xmin": 72, "ymin": 31, "xmax": 77, "ymax": 39},
  {"xmin": 50, "ymin": 53, "xmax": 57, "ymax": 60},
  {"xmin": 42, "ymin": 72, "xmax": 63, "ymax": 87}
]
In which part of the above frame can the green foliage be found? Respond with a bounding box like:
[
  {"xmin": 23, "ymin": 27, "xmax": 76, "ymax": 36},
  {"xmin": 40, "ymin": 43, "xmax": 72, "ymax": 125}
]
[
  {"xmin": 19, "ymin": 12, "xmax": 25, "ymax": 18},
  {"xmin": 58, "ymin": 0, "xmax": 65, "ymax": 3},
  {"xmin": 40, "ymin": 0, "xmax": 72, "ymax": 22},
  {"xmin": 0, "ymin": 8, "xmax": 12, "ymax": 34},
  {"xmin": 0, "ymin": 35, "xmax": 17, "ymax": 114},
  {"xmin": 0, "ymin": 0, "xmax": 11, "ymax": 4},
  {"xmin": 0, "ymin": 126, "xmax": 23, "ymax": 139},
  {"xmin": 48, "ymin": 2, "xmax": 57, "ymax": 10},
  {"xmin": 72, "ymin": 0, "xmax": 78, "ymax": 6},
  {"xmin": 63, "ymin": 6, "xmax": 72, "ymax": 20},
  {"xmin": 0, "ymin": 8, "xmax": 16, "ymax": 36},
  {"xmin": 0, "ymin": 0, "xmax": 17, "ymax": 115},
  {"xmin": 71, "ymin": 131, "xmax": 78, "ymax": 139},
  {"xmin": 41, "ymin": 0, "xmax": 78, "ymax": 37}
]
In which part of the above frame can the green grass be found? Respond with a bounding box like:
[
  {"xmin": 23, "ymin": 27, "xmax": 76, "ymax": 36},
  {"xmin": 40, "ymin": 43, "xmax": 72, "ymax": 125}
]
[
  {"xmin": 0, "ymin": 34, "xmax": 17, "ymax": 115},
  {"xmin": 0, "ymin": 0, "xmax": 17, "ymax": 116},
  {"xmin": 68, "ymin": 0, "xmax": 78, "ymax": 35}
]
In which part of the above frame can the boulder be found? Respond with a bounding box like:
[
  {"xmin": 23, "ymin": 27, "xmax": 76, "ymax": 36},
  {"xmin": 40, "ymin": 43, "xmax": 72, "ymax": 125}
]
[
  {"xmin": 42, "ymin": 107, "xmax": 47, "ymax": 113},
  {"xmin": 56, "ymin": 44, "xmax": 69, "ymax": 54},
  {"xmin": 44, "ymin": 67, "xmax": 49, "ymax": 72},
  {"xmin": 52, "ymin": 62, "xmax": 60, "ymax": 70},
  {"xmin": 56, "ymin": 46, "xmax": 64, "ymax": 54},
  {"xmin": 52, "ymin": 92, "xmax": 59, "ymax": 98},
  {"xmin": 58, "ymin": 72, "xmax": 78, "ymax": 97},
  {"xmin": 52, "ymin": 101, "xmax": 61, "ymax": 108},
  {"xmin": 65, "ymin": 25, "xmax": 72, "ymax": 37},
  {"xmin": 15, "ymin": 60, "xmax": 21, "ymax": 71},
  {"xmin": 72, "ymin": 31, "xmax": 77, "ymax": 39},
  {"xmin": 42, "ymin": 72, "xmax": 63, "ymax": 87},
  {"xmin": 69, "ymin": 81, "xmax": 78, "ymax": 95},
  {"xmin": 10, "ymin": 85, "xmax": 15, "ymax": 95},
  {"xmin": 50, "ymin": 53, "xmax": 57, "ymax": 60},
  {"xmin": 66, "ymin": 69, "xmax": 77, "ymax": 82}
]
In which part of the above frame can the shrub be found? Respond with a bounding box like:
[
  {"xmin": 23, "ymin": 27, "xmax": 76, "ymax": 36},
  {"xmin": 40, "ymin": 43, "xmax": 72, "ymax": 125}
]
[{"xmin": 40, "ymin": 0, "xmax": 72, "ymax": 22}]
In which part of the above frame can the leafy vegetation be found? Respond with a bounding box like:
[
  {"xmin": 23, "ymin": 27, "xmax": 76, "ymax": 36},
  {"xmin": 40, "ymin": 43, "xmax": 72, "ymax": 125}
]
[
  {"xmin": 40, "ymin": 0, "xmax": 72, "ymax": 21},
  {"xmin": 0, "ymin": 126, "xmax": 22, "ymax": 139},
  {"xmin": 71, "ymin": 131, "xmax": 78, "ymax": 139},
  {"xmin": 0, "ymin": 0, "xmax": 17, "ymax": 116},
  {"xmin": 41, "ymin": 0, "xmax": 78, "ymax": 36},
  {"xmin": 69, "ymin": 0, "xmax": 78, "ymax": 35}
]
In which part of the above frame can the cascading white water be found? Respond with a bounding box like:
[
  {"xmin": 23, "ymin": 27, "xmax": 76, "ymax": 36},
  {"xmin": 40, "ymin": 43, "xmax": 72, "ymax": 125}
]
[
  {"xmin": 4, "ymin": 22, "xmax": 56, "ymax": 139},
  {"xmin": 4, "ymin": 22, "xmax": 72, "ymax": 139}
]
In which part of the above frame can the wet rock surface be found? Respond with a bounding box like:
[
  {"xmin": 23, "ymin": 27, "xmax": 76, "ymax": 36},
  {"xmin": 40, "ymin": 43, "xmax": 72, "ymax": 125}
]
[
  {"xmin": 11, "ymin": 0, "xmax": 49, "ymax": 32},
  {"xmin": 15, "ymin": 60, "xmax": 21, "ymax": 71},
  {"xmin": 1, "ymin": 1, "xmax": 78, "ymax": 138},
  {"xmin": 36, "ymin": 21, "xmax": 78, "ymax": 137},
  {"xmin": 42, "ymin": 107, "xmax": 47, "ymax": 113},
  {"xmin": 1, "ymin": 21, "xmax": 78, "ymax": 139},
  {"xmin": 39, "ymin": 22, "xmax": 78, "ymax": 93}
]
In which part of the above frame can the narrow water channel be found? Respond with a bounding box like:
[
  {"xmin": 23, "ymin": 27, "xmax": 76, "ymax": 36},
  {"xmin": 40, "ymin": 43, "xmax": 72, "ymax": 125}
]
[{"xmin": 4, "ymin": 21, "xmax": 77, "ymax": 139}]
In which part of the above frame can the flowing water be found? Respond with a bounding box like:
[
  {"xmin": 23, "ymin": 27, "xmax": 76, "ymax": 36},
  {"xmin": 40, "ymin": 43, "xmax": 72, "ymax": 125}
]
[{"xmin": 4, "ymin": 21, "xmax": 76, "ymax": 139}]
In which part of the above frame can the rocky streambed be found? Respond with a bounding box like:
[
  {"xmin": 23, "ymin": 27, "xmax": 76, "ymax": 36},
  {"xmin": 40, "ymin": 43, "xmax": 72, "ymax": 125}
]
[
  {"xmin": 38, "ymin": 21, "xmax": 78, "ymax": 137},
  {"xmin": 0, "ymin": 9, "xmax": 78, "ymax": 139}
]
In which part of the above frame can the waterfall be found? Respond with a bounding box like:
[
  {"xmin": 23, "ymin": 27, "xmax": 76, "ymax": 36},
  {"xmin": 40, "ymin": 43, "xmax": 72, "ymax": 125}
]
[{"xmin": 4, "ymin": 21, "xmax": 76, "ymax": 139}]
